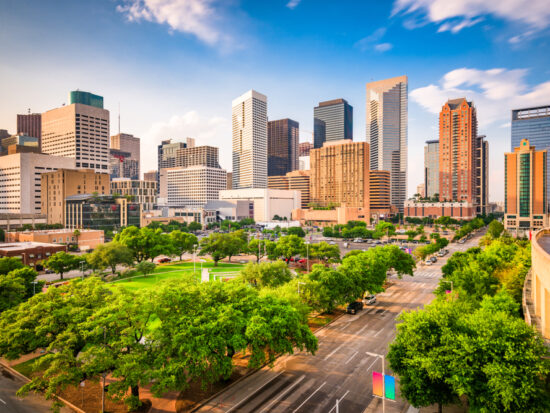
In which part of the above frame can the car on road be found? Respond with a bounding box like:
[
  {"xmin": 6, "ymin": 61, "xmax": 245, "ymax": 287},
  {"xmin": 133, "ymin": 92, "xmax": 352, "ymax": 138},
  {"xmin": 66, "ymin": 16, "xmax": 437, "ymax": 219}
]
[
  {"xmin": 430, "ymin": 256, "xmax": 438, "ymax": 263},
  {"xmin": 329, "ymin": 241, "xmax": 337, "ymax": 245},
  {"xmin": 425, "ymin": 259, "xmax": 433, "ymax": 266},
  {"xmin": 158, "ymin": 257, "xmax": 171, "ymax": 263},
  {"xmin": 353, "ymin": 238, "xmax": 364, "ymax": 243},
  {"xmin": 364, "ymin": 294, "xmax": 377, "ymax": 305},
  {"xmin": 346, "ymin": 301, "xmax": 364, "ymax": 314},
  {"xmin": 458, "ymin": 239, "xmax": 465, "ymax": 244}
]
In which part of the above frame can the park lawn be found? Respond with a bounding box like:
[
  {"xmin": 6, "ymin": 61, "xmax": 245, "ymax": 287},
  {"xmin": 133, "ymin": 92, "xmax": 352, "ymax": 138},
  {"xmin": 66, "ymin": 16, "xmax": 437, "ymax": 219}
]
[{"xmin": 112, "ymin": 261, "xmax": 245, "ymax": 291}]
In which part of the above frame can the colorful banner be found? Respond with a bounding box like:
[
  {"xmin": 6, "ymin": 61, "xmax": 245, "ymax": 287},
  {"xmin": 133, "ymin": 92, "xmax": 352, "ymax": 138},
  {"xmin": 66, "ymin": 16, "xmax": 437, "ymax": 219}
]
[
  {"xmin": 384, "ymin": 374, "xmax": 395, "ymax": 400},
  {"xmin": 372, "ymin": 371, "xmax": 383, "ymax": 397}
]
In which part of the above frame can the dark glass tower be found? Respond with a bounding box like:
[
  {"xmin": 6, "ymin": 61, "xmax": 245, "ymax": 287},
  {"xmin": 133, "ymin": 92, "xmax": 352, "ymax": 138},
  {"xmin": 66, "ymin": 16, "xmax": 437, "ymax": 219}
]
[
  {"xmin": 268, "ymin": 118, "xmax": 299, "ymax": 176},
  {"xmin": 313, "ymin": 99, "xmax": 353, "ymax": 148}
]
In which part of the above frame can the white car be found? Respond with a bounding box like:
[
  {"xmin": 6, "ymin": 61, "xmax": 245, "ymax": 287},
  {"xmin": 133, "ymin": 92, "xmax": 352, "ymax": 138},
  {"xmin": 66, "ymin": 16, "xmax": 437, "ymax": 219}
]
[
  {"xmin": 364, "ymin": 294, "xmax": 377, "ymax": 305},
  {"xmin": 425, "ymin": 259, "xmax": 433, "ymax": 266}
]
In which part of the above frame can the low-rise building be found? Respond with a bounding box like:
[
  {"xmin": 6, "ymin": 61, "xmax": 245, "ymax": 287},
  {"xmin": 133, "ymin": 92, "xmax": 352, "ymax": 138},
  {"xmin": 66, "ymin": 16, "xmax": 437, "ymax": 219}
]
[
  {"xmin": 527, "ymin": 229, "xmax": 550, "ymax": 340},
  {"xmin": 0, "ymin": 242, "xmax": 67, "ymax": 268},
  {"xmin": 292, "ymin": 206, "xmax": 371, "ymax": 226},
  {"xmin": 268, "ymin": 170, "xmax": 311, "ymax": 208},
  {"xmin": 404, "ymin": 200, "xmax": 477, "ymax": 220},
  {"xmin": 5, "ymin": 229, "xmax": 104, "ymax": 251},
  {"xmin": 111, "ymin": 178, "xmax": 158, "ymax": 211},
  {"xmin": 0, "ymin": 214, "xmax": 47, "ymax": 230},
  {"xmin": 65, "ymin": 194, "xmax": 141, "ymax": 230},
  {"xmin": 219, "ymin": 188, "xmax": 300, "ymax": 222}
]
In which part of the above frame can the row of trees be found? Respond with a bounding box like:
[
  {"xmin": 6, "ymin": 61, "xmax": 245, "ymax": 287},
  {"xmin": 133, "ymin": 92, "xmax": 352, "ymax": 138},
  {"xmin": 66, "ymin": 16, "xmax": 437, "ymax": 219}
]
[
  {"xmin": 0, "ymin": 258, "xmax": 43, "ymax": 313},
  {"xmin": 413, "ymin": 236, "xmax": 449, "ymax": 260},
  {"xmin": 323, "ymin": 221, "xmax": 397, "ymax": 240},
  {"xmin": 0, "ymin": 276, "xmax": 318, "ymax": 410},
  {"xmin": 388, "ymin": 234, "xmax": 549, "ymax": 413}
]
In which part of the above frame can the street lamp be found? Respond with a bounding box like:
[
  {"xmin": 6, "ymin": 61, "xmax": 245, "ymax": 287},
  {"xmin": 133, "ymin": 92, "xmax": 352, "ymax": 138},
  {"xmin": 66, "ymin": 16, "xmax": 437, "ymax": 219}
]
[
  {"xmin": 297, "ymin": 281, "xmax": 306, "ymax": 296},
  {"xmin": 366, "ymin": 351, "xmax": 386, "ymax": 413},
  {"xmin": 193, "ymin": 245, "xmax": 198, "ymax": 274},
  {"xmin": 32, "ymin": 280, "xmax": 38, "ymax": 295},
  {"xmin": 80, "ymin": 261, "xmax": 86, "ymax": 280},
  {"xmin": 305, "ymin": 241, "xmax": 310, "ymax": 272}
]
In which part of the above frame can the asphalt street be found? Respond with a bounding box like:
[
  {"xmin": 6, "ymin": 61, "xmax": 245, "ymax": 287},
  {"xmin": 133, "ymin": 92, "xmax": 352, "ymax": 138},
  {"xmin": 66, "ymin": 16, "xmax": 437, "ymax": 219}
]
[
  {"xmin": 0, "ymin": 365, "xmax": 72, "ymax": 413},
  {"xmin": 195, "ymin": 232, "xmax": 483, "ymax": 413}
]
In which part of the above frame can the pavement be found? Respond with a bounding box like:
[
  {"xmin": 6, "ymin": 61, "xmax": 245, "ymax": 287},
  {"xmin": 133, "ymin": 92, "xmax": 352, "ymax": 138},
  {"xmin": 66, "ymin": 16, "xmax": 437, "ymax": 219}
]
[
  {"xmin": 0, "ymin": 365, "xmax": 72, "ymax": 413},
  {"xmin": 193, "ymin": 232, "xmax": 483, "ymax": 413}
]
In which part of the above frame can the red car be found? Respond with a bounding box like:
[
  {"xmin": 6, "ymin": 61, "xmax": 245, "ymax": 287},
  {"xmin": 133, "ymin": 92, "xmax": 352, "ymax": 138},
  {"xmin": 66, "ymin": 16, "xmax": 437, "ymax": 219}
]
[
  {"xmin": 158, "ymin": 258, "xmax": 171, "ymax": 263},
  {"xmin": 298, "ymin": 259, "xmax": 307, "ymax": 264}
]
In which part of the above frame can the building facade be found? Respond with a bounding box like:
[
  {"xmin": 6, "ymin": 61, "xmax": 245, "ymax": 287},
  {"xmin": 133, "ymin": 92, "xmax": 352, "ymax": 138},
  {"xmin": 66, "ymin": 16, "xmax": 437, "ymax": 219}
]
[
  {"xmin": 0, "ymin": 242, "xmax": 66, "ymax": 268},
  {"xmin": 111, "ymin": 178, "xmax": 158, "ymax": 211},
  {"xmin": 42, "ymin": 96, "xmax": 109, "ymax": 173},
  {"xmin": 369, "ymin": 171, "xmax": 391, "ymax": 211},
  {"xmin": 219, "ymin": 188, "xmax": 300, "ymax": 222},
  {"xmin": 144, "ymin": 170, "xmax": 157, "ymax": 182},
  {"xmin": 160, "ymin": 165, "xmax": 227, "ymax": 209},
  {"xmin": 366, "ymin": 76, "xmax": 408, "ymax": 212},
  {"xmin": 268, "ymin": 118, "xmax": 299, "ymax": 177},
  {"xmin": 109, "ymin": 148, "xmax": 139, "ymax": 180},
  {"xmin": 110, "ymin": 133, "xmax": 140, "ymax": 176},
  {"xmin": 313, "ymin": 99, "xmax": 353, "ymax": 149},
  {"xmin": 504, "ymin": 139, "xmax": 548, "ymax": 232},
  {"xmin": 475, "ymin": 135, "xmax": 489, "ymax": 215},
  {"xmin": 299, "ymin": 141, "xmax": 313, "ymax": 157},
  {"xmin": 41, "ymin": 168, "xmax": 110, "ymax": 225},
  {"xmin": 1, "ymin": 133, "xmax": 39, "ymax": 150},
  {"xmin": 511, "ymin": 105, "xmax": 550, "ymax": 205},
  {"xmin": 65, "ymin": 194, "xmax": 140, "ymax": 230},
  {"xmin": 17, "ymin": 113, "xmax": 41, "ymax": 148},
  {"xmin": 232, "ymin": 90, "xmax": 268, "ymax": 189},
  {"xmin": 0, "ymin": 153, "xmax": 75, "ymax": 214},
  {"xmin": 424, "ymin": 139, "xmax": 439, "ymax": 198},
  {"xmin": 69, "ymin": 90, "xmax": 104, "ymax": 108},
  {"xmin": 6, "ymin": 229, "xmax": 104, "ymax": 251},
  {"xmin": 530, "ymin": 229, "xmax": 550, "ymax": 339},
  {"xmin": 404, "ymin": 200, "xmax": 478, "ymax": 220},
  {"xmin": 268, "ymin": 169, "xmax": 311, "ymax": 208},
  {"xmin": 310, "ymin": 140, "xmax": 370, "ymax": 211}
]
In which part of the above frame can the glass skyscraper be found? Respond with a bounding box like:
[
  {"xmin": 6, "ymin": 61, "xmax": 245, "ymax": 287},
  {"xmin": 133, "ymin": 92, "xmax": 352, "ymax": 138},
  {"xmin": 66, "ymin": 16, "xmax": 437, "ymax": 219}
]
[
  {"xmin": 313, "ymin": 99, "xmax": 353, "ymax": 148},
  {"xmin": 511, "ymin": 105, "xmax": 550, "ymax": 204},
  {"xmin": 268, "ymin": 118, "xmax": 299, "ymax": 176}
]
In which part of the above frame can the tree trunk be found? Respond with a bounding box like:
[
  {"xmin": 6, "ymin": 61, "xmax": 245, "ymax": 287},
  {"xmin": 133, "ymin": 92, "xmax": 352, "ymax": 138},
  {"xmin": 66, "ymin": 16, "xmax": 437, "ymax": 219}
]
[
  {"xmin": 131, "ymin": 385, "xmax": 139, "ymax": 399},
  {"xmin": 228, "ymin": 255, "xmax": 232, "ymax": 263},
  {"xmin": 214, "ymin": 259, "xmax": 218, "ymax": 267},
  {"xmin": 438, "ymin": 402, "xmax": 442, "ymax": 413},
  {"xmin": 60, "ymin": 272, "xmax": 64, "ymax": 280}
]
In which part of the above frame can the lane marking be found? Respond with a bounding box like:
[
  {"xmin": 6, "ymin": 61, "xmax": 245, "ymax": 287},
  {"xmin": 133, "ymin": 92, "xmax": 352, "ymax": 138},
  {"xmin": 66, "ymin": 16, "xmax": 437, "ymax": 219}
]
[
  {"xmin": 0, "ymin": 398, "xmax": 6, "ymax": 405},
  {"xmin": 374, "ymin": 327, "xmax": 385, "ymax": 337},
  {"xmin": 365, "ymin": 358, "xmax": 378, "ymax": 372},
  {"xmin": 292, "ymin": 381, "xmax": 327, "ymax": 413},
  {"xmin": 323, "ymin": 342, "xmax": 346, "ymax": 360},
  {"xmin": 226, "ymin": 371, "xmax": 285, "ymax": 413},
  {"xmin": 327, "ymin": 390, "xmax": 351, "ymax": 413},
  {"xmin": 259, "ymin": 374, "xmax": 306, "ymax": 413},
  {"xmin": 344, "ymin": 351, "xmax": 358, "ymax": 365}
]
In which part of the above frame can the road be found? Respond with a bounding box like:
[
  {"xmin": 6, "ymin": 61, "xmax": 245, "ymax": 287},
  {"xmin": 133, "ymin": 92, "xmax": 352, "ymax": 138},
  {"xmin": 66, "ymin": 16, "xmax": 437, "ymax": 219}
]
[
  {"xmin": 0, "ymin": 366, "xmax": 72, "ymax": 413},
  {"xmin": 195, "ymin": 231, "xmax": 483, "ymax": 413}
]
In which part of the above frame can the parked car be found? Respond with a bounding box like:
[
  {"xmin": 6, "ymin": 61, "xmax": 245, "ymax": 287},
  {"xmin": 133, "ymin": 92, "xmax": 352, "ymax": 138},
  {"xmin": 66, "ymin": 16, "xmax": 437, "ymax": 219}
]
[
  {"xmin": 346, "ymin": 301, "xmax": 364, "ymax": 314},
  {"xmin": 458, "ymin": 239, "xmax": 465, "ymax": 244},
  {"xmin": 430, "ymin": 256, "xmax": 438, "ymax": 263},
  {"xmin": 425, "ymin": 259, "xmax": 433, "ymax": 266},
  {"xmin": 44, "ymin": 269, "xmax": 55, "ymax": 274},
  {"xmin": 298, "ymin": 259, "xmax": 307, "ymax": 264},
  {"xmin": 329, "ymin": 241, "xmax": 337, "ymax": 245},
  {"xmin": 364, "ymin": 294, "xmax": 377, "ymax": 305},
  {"xmin": 158, "ymin": 257, "xmax": 171, "ymax": 263},
  {"xmin": 353, "ymin": 238, "xmax": 364, "ymax": 243}
]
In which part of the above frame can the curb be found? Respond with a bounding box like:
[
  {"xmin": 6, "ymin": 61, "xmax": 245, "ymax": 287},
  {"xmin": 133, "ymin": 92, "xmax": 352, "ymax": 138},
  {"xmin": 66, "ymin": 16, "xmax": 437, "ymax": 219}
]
[
  {"xmin": 0, "ymin": 360, "xmax": 85, "ymax": 413},
  {"xmin": 188, "ymin": 310, "xmax": 346, "ymax": 412}
]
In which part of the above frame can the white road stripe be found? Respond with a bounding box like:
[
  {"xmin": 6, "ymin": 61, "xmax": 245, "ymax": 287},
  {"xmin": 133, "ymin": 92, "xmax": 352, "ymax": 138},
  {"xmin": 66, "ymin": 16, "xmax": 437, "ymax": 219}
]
[
  {"xmin": 327, "ymin": 390, "xmax": 351, "ymax": 413},
  {"xmin": 0, "ymin": 398, "xmax": 6, "ymax": 405},
  {"xmin": 292, "ymin": 381, "xmax": 327, "ymax": 413},
  {"xmin": 323, "ymin": 342, "xmax": 346, "ymax": 360},
  {"xmin": 259, "ymin": 374, "xmax": 305, "ymax": 413},
  {"xmin": 344, "ymin": 351, "xmax": 358, "ymax": 364},
  {"xmin": 226, "ymin": 371, "xmax": 285, "ymax": 413},
  {"xmin": 365, "ymin": 357, "xmax": 378, "ymax": 372}
]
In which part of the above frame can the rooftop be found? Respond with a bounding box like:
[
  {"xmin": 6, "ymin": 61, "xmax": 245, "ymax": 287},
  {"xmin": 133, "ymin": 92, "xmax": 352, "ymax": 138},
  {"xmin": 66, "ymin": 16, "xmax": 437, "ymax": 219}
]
[
  {"xmin": 6, "ymin": 229, "xmax": 101, "ymax": 235},
  {"xmin": 0, "ymin": 242, "xmax": 62, "ymax": 251},
  {"xmin": 538, "ymin": 234, "xmax": 550, "ymax": 255}
]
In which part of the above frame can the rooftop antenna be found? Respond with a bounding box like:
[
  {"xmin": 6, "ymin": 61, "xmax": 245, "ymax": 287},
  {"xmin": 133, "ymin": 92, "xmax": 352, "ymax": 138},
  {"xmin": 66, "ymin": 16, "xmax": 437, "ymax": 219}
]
[{"xmin": 27, "ymin": 108, "xmax": 30, "ymax": 114}]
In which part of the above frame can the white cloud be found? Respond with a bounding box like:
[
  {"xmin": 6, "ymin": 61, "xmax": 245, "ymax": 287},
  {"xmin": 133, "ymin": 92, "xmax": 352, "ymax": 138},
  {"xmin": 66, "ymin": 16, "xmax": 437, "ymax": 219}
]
[
  {"xmin": 355, "ymin": 28, "xmax": 393, "ymax": 52},
  {"xmin": 286, "ymin": 0, "xmax": 301, "ymax": 10},
  {"xmin": 117, "ymin": 0, "xmax": 228, "ymax": 46},
  {"xmin": 393, "ymin": 0, "xmax": 550, "ymax": 33},
  {"xmin": 410, "ymin": 67, "xmax": 550, "ymax": 126},
  {"xmin": 141, "ymin": 111, "xmax": 232, "ymax": 170}
]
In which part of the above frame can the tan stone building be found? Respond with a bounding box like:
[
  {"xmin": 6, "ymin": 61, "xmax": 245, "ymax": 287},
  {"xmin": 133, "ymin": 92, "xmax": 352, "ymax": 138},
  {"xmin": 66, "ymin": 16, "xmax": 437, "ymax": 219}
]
[
  {"xmin": 369, "ymin": 171, "xmax": 391, "ymax": 213},
  {"xmin": 504, "ymin": 139, "xmax": 548, "ymax": 232},
  {"xmin": 529, "ymin": 229, "xmax": 550, "ymax": 340},
  {"xmin": 111, "ymin": 178, "xmax": 157, "ymax": 211},
  {"xmin": 268, "ymin": 170, "xmax": 311, "ymax": 208},
  {"xmin": 41, "ymin": 169, "xmax": 110, "ymax": 225},
  {"xmin": 6, "ymin": 229, "xmax": 104, "ymax": 251},
  {"xmin": 144, "ymin": 170, "xmax": 157, "ymax": 182}
]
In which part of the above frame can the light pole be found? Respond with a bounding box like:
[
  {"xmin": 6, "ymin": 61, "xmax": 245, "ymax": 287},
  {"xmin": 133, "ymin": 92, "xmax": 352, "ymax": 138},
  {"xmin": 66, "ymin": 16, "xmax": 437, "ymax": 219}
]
[
  {"xmin": 32, "ymin": 281, "xmax": 38, "ymax": 295},
  {"xmin": 305, "ymin": 241, "xmax": 310, "ymax": 272},
  {"xmin": 80, "ymin": 261, "xmax": 86, "ymax": 280},
  {"xmin": 193, "ymin": 245, "xmax": 197, "ymax": 274},
  {"xmin": 297, "ymin": 281, "xmax": 306, "ymax": 296},
  {"xmin": 366, "ymin": 351, "xmax": 386, "ymax": 413}
]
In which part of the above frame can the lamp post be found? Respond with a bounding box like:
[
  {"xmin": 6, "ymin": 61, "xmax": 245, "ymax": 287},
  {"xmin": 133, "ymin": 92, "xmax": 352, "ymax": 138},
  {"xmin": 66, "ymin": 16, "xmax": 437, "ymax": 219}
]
[
  {"xmin": 193, "ymin": 245, "xmax": 197, "ymax": 274},
  {"xmin": 80, "ymin": 261, "xmax": 86, "ymax": 280},
  {"xmin": 305, "ymin": 241, "xmax": 310, "ymax": 272},
  {"xmin": 366, "ymin": 351, "xmax": 386, "ymax": 413},
  {"xmin": 32, "ymin": 281, "xmax": 38, "ymax": 295},
  {"xmin": 297, "ymin": 281, "xmax": 306, "ymax": 296}
]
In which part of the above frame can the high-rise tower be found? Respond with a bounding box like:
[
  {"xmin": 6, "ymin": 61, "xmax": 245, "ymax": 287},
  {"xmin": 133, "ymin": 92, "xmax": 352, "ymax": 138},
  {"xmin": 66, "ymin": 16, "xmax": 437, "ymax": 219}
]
[
  {"xmin": 268, "ymin": 118, "xmax": 299, "ymax": 176},
  {"xmin": 232, "ymin": 90, "xmax": 267, "ymax": 189},
  {"xmin": 313, "ymin": 99, "xmax": 353, "ymax": 148},
  {"xmin": 366, "ymin": 76, "xmax": 408, "ymax": 212}
]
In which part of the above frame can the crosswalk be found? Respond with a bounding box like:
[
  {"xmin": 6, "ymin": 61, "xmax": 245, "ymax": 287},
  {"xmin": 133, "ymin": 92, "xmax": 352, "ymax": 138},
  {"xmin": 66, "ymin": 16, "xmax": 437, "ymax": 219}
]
[{"xmin": 412, "ymin": 270, "xmax": 441, "ymax": 279}]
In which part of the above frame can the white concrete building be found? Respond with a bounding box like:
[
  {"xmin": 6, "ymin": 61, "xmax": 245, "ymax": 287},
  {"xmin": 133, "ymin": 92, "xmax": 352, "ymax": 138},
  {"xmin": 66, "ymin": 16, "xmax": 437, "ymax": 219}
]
[
  {"xmin": 160, "ymin": 165, "xmax": 227, "ymax": 208},
  {"xmin": 0, "ymin": 152, "xmax": 75, "ymax": 214},
  {"xmin": 219, "ymin": 188, "xmax": 301, "ymax": 222},
  {"xmin": 232, "ymin": 90, "xmax": 268, "ymax": 189}
]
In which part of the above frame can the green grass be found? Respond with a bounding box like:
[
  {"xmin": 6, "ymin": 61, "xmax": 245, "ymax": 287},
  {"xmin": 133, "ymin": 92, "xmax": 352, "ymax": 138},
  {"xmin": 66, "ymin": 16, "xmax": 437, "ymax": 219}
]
[
  {"xmin": 13, "ymin": 355, "xmax": 48, "ymax": 378},
  {"xmin": 112, "ymin": 261, "xmax": 245, "ymax": 291}
]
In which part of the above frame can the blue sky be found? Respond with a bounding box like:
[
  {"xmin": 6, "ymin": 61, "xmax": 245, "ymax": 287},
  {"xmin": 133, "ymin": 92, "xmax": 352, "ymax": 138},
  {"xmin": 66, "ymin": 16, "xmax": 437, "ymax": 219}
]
[{"xmin": 1, "ymin": 0, "xmax": 550, "ymax": 201}]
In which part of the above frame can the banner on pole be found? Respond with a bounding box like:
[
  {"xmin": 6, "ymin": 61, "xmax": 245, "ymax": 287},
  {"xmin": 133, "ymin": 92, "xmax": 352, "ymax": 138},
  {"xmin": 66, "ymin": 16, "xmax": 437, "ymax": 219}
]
[
  {"xmin": 384, "ymin": 374, "xmax": 395, "ymax": 400},
  {"xmin": 372, "ymin": 371, "xmax": 383, "ymax": 397}
]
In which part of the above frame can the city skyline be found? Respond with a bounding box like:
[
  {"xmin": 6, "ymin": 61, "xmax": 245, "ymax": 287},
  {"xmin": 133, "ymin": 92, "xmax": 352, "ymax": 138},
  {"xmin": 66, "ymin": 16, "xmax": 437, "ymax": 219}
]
[{"xmin": 2, "ymin": 0, "xmax": 550, "ymax": 202}]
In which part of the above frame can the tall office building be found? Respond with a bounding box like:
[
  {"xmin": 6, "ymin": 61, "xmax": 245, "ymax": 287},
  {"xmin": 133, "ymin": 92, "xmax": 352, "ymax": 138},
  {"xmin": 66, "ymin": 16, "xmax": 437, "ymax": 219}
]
[
  {"xmin": 313, "ymin": 99, "xmax": 353, "ymax": 149},
  {"xmin": 17, "ymin": 113, "xmax": 41, "ymax": 149},
  {"xmin": 310, "ymin": 140, "xmax": 370, "ymax": 210},
  {"xmin": 144, "ymin": 170, "xmax": 157, "ymax": 182},
  {"xmin": 41, "ymin": 169, "xmax": 110, "ymax": 225},
  {"xmin": 111, "ymin": 133, "xmax": 140, "ymax": 176},
  {"xmin": 475, "ymin": 135, "xmax": 489, "ymax": 215},
  {"xmin": 157, "ymin": 138, "xmax": 194, "ymax": 189},
  {"xmin": 109, "ymin": 148, "xmax": 139, "ymax": 180},
  {"xmin": 504, "ymin": 139, "xmax": 547, "ymax": 231},
  {"xmin": 511, "ymin": 105, "xmax": 550, "ymax": 205},
  {"xmin": 369, "ymin": 170, "xmax": 391, "ymax": 211},
  {"xmin": 268, "ymin": 118, "xmax": 299, "ymax": 176},
  {"xmin": 42, "ymin": 91, "xmax": 109, "ymax": 173},
  {"xmin": 69, "ymin": 90, "xmax": 104, "ymax": 108},
  {"xmin": 268, "ymin": 170, "xmax": 311, "ymax": 208},
  {"xmin": 111, "ymin": 178, "xmax": 158, "ymax": 211},
  {"xmin": 424, "ymin": 140, "xmax": 439, "ymax": 198},
  {"xmin": 438, "ymin": 98, "xmax": 478, "ymax": 203},
  {"xmin": 299, "ymin": 142, "xmax": 313, "ymax": 157},
  {"xmin": 232, "ymin": 90, "xmax": 268, "ymax": 189},
  {"xmin": 366, "ymin": 76, "xmax": 408, "ymax": 212}
]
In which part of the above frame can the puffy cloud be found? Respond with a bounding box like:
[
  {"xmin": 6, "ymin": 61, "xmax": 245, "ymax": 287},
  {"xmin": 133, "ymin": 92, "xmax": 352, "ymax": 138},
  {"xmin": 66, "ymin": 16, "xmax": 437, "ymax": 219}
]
[
  {"xmin": 355, "ymin": 28, "xmax": 393, "ymax": 53},
  {"xmin": 393, "ymin": 0, "xmax": 550, "ymax": 33},
  {"xmin": 374, "ymin": 42, "xmax": 393, "ymax": 52},
  {"xmin": 286, "ymin": 0, "xmax": 301, "ymax": 10},
  {"xmin": 410, "ymin": 67, "xmax": 550, "ymax": 126},
  {"xmin": 117, "ymin": 0, "xmax": 229, "ymax": 46}
]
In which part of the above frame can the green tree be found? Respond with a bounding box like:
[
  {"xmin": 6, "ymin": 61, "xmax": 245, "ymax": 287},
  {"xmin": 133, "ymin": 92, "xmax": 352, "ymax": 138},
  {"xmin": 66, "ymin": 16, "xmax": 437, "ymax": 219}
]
[
  {"xmin": 0, "ymin": 257, "xmax": 24, "ymax": 275},
  {"xmin": 247, "ymin": 238, "xmax": 275, "ymax": 263},
  {"xmin": 0, "ymin": 272, "xmax": 26, "ymax": 312},
  {"xmin": 8, "ymin": 267, "xmax": 42, "ymax": 299},
  {"xmin": 302, "ymin": 265, "xmax": 352, "ymax": 313},
  {"xmin": 188, "ymin": 221, "xmax": 202, "ymax": 233},
  {"xmin": 199, "ymin": 233, "xmax": 244, "ymax": 266},
  {"xmin": 487, "ymin": 219, "xmax": 505, "ymax": 239},
  {"xmin": 136, "ymin": 261, "xmax": 156, "ymax": 276},
  {"xmin": 238, "ymin": 261, "xmax": 292, "ymax": 288},
  {"xmin": 115, "ymin": 226, "xmax": 175, "ymax": 262},
  {"xmin": 226, "ymin": 231, "xmax": 247, "ymax": 262},
  {"xmin": 287, "ymin": 226, "xmax": 305, "ymax": 237},
  {"xmin": 276, "ymin": 235, "xmax": 305, "ymax": 262},
  {"xmin": 44, "ymin": 251, "xmax": 80, "ymax": 280},
  {"xmin": 87, "ymin": 242, "xmax": 134, "ymax": 274},
  {"xmin": 170, "ymin": 230, "xmax": 198, "ymax": 260},
  {"xmin": 308, "ymin": 241, "xmax": 341, "ymax": 264}
]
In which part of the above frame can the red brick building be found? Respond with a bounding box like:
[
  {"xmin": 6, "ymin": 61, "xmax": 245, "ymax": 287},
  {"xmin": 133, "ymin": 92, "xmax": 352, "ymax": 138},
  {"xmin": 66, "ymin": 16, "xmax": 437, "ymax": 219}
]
[{"xmin": 0, "ymin": 242, "xmax": 66, "ymax": 268}]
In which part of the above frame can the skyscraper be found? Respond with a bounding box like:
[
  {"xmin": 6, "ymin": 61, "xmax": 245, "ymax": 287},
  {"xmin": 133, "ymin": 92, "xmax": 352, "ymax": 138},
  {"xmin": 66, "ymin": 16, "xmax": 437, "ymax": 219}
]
[
  {"xmin": 366, "ymin": 75, "xmax": 408, "ymax": 212},
  {"xmin": 232, "ymin": 90, "xmax": 267, "ymax": 189},
  {"xmin": 42, "ymin": 92, "xmax": 109, "ymax": 173},
  {"xmin": 268, "ymin": 118, "xmax": 299, "ymax": 176},
  {"xmin": 111, "ymin": 133, "xmax": 140, "ymax": 176},
  {"xmin": 424, "ymin": 140, "xmax": 439, "ymax": 198},
  {"xmin": 69, "ymin": 90, "xmax": 104, "ymax": 109},
  {"xmin": 157, "ymin": 138, "xmax": 192, "ymax": 190},
  {"xmin": 504, "ymin": 139, "xmax": 547, "ymax": 231},
  {"xmin": 511, "ymin": 105, "xmax": 550, "ymax": 205},
  {"xmin": 313, "ymin": 99, "xmax": 353, "ymax": 148},
  {"xmin": 438, "ymin": 98, "xmax": 478, "ymax": 204},
  {"xmin": 17, "ymin": 113, "xmax": 41, "ymax": 149}
]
